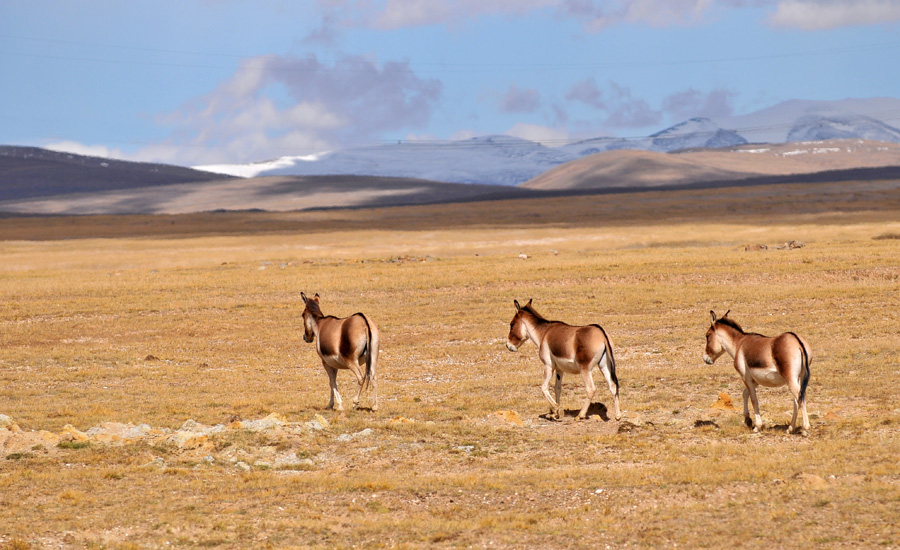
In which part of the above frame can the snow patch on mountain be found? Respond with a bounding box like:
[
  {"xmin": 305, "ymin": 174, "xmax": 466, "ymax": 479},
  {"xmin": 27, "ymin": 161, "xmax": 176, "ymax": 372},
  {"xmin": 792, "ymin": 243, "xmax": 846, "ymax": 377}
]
[
  {"xmin": 649, "ymin": 118, "xmax": 747, "ymax": 151},
  {"xmin": 198, "ymin": 136, "xmax": 578, "ymax": 185},
  {"xmin": 194, "ymin": 98, "xmax": 900, "ymax": 186},
  {"xmin": 785, "ymin": 115, "xmax": 900, "ymax": 143}
]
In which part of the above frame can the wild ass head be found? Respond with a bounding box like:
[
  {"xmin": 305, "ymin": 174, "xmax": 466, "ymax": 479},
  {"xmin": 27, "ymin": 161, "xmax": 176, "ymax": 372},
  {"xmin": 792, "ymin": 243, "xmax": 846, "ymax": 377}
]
[
  {"xmin": 300, "ymin": 292, "xmax": 321, "ymax": 343},
  {"xmin": 506, "ymin": 299, "xmax": 533, "ymax": 352},
  {"xmin": 703, "ymin": 309, "xmax": 732, "ymax": 364}
]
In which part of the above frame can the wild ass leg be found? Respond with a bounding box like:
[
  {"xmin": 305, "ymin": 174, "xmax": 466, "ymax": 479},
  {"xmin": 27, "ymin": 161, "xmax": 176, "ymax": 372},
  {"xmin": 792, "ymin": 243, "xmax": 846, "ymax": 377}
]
[
  {"xmin": 600, "ymin": 360, "xmax": 621, "ymax": 420},
  {"xmin": 369, "ymin": 361, "xmax": 378, "ymax": 412},
  {"xmin": 746, "ymin": 380, "xmax": 763, "ymax": 432},
  {"xmin": 540, "ymin": 363, "xmax": 561, "ymax": 419},
  {"xmin": 742, "ymin": 386, "xmax": 753, "ymax": 428},
  {"xmin": 348, "ymin": 359, "xmax": 365, "ymax": 410},
  {"xmin": 325, "ymin": 364, "xmax": 343, "ymax": 411},
  {"xmin": 789, "ymin": 389, "xmax": 800, "ymax": 434},
  {"xmin": 800, "ymin": 395, "xmax": 810, "ymax": 433},
  {"xmin": 554, "ymin": 373, "xmax": 562, "ymax": 415},
  {"xmin": 786, "ymin": 376, "xmax": 809, "ymax": 435},
  {"xmin": 577, "ymin": 367, "xmax": 596, "ymax": 420}
]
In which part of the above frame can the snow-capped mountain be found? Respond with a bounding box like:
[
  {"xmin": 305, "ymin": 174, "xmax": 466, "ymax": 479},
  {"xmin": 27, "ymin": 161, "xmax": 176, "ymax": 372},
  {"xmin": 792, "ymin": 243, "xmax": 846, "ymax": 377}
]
[
  {"xmin": 785, "ymin": 114, "xmax": 900, "ymax": 143},
  {"xmin": 649, "ymin": 118, "xmax": 747, "ymax": 150},
  {"xmin": 197, "ymin": 135, "xmax": 579, "ymax": 187},
  {"xmin": 715, "ymin": 97, "xmax": 900, "ymax": 143},
  {"xmin": 196, "ymin": 98, "xmax": 900, "ymax": 186}
]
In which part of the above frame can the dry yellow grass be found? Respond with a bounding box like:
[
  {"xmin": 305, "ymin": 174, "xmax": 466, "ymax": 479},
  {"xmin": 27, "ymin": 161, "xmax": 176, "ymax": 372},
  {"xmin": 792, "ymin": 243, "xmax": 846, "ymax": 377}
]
[{"xmin": 1, "ymin": 180, "xmax": 899, "ymax": 549}]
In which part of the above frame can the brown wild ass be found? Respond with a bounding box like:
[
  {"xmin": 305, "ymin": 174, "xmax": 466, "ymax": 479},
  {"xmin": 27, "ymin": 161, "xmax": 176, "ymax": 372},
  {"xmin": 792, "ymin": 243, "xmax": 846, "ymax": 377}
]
[
  {"xmin": 506, "ymin": 299, "xmax": 621, "ymax": 421},
  {"xmin": 704, "ymin": 310, "xmax": 811, "ymax": 435},
  {"xmin": 300, "ymin": 293, "xmax": 379, "ymax": 411}
]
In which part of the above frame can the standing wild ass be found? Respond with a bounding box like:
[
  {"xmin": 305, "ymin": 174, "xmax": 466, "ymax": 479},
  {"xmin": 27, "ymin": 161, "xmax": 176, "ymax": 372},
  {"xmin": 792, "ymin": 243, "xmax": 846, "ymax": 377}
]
[
  {"xmin": 300, "ymin": 293, "xmax": 380, "ymax": 411},
  {"xmin": 704, "ymin": 310, "xmax": 811, "ymax": 435},
  {"xmin": 506, "ymin": 299, "xmax": 621, "ymax": 421}
]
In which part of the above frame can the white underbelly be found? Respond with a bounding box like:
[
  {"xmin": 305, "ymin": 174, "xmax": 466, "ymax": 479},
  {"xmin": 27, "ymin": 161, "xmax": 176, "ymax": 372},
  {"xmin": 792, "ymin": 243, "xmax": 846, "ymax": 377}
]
[
  {"xmin": 552, "ymin": 357, "xmax": 582, "ymax": 375},
  {"xmin": 750, "ymin": 369, "xmax": 786, "ymax": 387},
  {"xmin": 321, "ymin": 355, "xmax": 350, "ymax": 370}
]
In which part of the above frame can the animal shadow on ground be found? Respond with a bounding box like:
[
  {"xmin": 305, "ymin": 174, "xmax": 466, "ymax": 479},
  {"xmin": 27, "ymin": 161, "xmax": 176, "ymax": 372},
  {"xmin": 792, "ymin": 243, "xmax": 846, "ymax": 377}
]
[
  {"xmin": 539, "ymin": 402, "xmax": 611, "ymax": 422},
  {"xmin": 312, "ymin": 406, "xmax": 377, "ymax": 413},
  {"xmin": 770, "ymin": 422, "xmax": 809, "ymax": 435}
]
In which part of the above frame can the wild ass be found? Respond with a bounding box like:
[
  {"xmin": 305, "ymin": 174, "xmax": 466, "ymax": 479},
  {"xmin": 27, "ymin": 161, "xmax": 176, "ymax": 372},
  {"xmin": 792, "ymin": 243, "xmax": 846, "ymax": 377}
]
[
  {"xmin": 300, "ymin": 293, "xmax": 379, "ymax": 411},
  {"xmin": 703, "ymin": 310, "xmax": 811, "ymax": 435},
  {"xmin": 506, "ymin": 299, "xmax": 621, "ymax": 421}
]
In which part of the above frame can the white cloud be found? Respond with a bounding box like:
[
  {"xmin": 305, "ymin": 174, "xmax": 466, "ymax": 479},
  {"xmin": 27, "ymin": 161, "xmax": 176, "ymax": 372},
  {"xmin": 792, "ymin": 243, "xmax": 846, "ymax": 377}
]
[
  {"xmin": 320, "ymin": 0, "xmax": 720, "ymax": 30},
  {"xmin": 136, "ymin": 53, "xmax": 441, "ymax": 165},
  {"xmin": 369, "ymin": 0, "xmax": 555, "ymax": 29},
  {"xmin": 769, "ymin": 0, "xmax": 900, "ymax": 29},
  {"xmin": 315, "ymin": 0, "xmax": 899, "ymax": 31},
  {"xmin": 565, "ymin": 80, "xmax": 662, "ymax": 128},
  {"xmin": 605, "ymin": 86, "xmax": 661, "ymax": 128},
  {"xmin": 505, "ymin": 123, "xmax": 569, "ymax": 144},
  {"xmin": 566, "ymin": 78, "xmax": 606, "ymax": 109},
  {"xmin": 661, "ymin": 88, "xmax": 736, "ymax": 120},
  {"xmin": 449, "ymin": 129, "xmax": 481, "ymax": 141},
  {"xmin": 44, "ymin": 141, "xmax": 126, "ymax": 160},
  {"xmin": 563, "ymin": 0, "xmax": 716, "ymax": 31},
  {"xmin": 500, "ymin": 84, "xmax": 541, "ymax": 113}
]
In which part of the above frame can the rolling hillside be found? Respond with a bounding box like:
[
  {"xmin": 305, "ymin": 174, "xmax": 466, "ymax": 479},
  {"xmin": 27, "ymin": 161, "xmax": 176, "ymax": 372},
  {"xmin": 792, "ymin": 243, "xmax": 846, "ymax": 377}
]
[
  {"xmin": 0, "ymin": 146, "xmax": 230, "ymax": 202},
  {"xmin": 0, "ymin": 174, "xmax": 532, "ymax": 215},
  {"xmin": 523, "ymin": 140, "xmax": 900, "ymax": 190}
]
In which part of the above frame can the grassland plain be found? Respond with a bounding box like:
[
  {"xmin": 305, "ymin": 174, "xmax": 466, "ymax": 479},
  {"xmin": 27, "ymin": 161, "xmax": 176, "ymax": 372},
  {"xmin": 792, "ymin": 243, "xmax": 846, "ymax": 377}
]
[{"xmin": 1, "ymin": 180, "xmax": 899, "ymax": 549}]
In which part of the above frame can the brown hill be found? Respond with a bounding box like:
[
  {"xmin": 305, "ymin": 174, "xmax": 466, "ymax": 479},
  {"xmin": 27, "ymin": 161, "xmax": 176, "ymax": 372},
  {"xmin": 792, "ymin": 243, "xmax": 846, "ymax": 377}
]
[
  {"xmin": 523, "ymin": 140, "xmax": 900, "ymax": 190},
  {"xmin": 0, "ymin": 175, "xmax": 532, "ymax": 215},
  {"xmin": 0, "ymin": 146, "xmax": 230, "ymax": 201}
]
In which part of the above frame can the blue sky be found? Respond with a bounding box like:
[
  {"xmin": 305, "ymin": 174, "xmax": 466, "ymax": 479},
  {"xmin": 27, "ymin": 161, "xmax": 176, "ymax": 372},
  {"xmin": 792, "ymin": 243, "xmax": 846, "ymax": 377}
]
[{"xmin": 1, "ymin": 0, "xmax": 899, "ymax": 166}]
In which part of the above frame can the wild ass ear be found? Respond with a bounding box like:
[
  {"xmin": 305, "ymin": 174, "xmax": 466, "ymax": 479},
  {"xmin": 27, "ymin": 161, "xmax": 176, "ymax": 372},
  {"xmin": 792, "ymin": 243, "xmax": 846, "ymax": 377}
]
[
  {"xmin": 514, "ymin": 299, "xmax": 521, "ymax": 312},
  {"xmin": 313, "ymin": 293, "xmax": 320, "ymax": 302},
  {"xmin": 526, "ymin": 298, "xmax": 533, "ymax": 307},
  {"xmin": 723, "ymin": 309, "xmax": 730, "ymax": 318},
  {"xmin": 710, "ymin": 310, "xmax": 717, "ymax": 325},
  {"xmin": 301, "ymin": 292, "xmax": 309, "ymax": 304}
]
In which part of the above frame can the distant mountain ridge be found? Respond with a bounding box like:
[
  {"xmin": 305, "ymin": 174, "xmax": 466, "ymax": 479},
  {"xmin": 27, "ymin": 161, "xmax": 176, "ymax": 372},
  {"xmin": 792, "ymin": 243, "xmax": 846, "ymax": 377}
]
[
  {"xmin": 3, "ymin": 139, "xmax": 900, "ymax": 215},
  {"xmin": 0, "ymin": 146, "xmax": 229, "ymax": 202},
  {"xmin": 195, "ymin": 97, "xmax": 900, "ymax": 186}
]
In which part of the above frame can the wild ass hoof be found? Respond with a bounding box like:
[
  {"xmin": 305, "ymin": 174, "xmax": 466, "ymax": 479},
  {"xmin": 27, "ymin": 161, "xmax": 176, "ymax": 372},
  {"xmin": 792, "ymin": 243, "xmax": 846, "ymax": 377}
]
[{"xmin": 744, "ymin": 417, "xmax": 754, "ymax": 428}]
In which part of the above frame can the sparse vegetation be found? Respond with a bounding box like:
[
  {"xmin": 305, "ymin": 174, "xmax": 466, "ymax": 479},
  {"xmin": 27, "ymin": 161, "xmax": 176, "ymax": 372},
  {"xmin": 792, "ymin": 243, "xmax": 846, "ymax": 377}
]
[{"xmin": 1, "ymin": 180, "xmax": 899, "ymax": 548}]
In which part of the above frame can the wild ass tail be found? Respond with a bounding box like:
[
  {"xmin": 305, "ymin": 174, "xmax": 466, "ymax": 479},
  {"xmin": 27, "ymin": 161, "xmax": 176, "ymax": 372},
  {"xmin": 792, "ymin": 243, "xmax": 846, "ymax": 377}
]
[
  {"xmin": 359, "ymin": 313, "xmax": 378, "ymax": 391},
  {"xmin": 594, "ymin": 324, "xmax": 619, "ymax": 396},
  {"xmin": 790, "ymin": 332, "xmax": 811, "ymax": 405}
]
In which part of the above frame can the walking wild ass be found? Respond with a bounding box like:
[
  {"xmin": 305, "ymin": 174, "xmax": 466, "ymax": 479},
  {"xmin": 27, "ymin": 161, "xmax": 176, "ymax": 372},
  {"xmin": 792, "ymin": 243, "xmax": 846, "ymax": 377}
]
[
  {"xmin": 704, "ymin": 310, "xmax": 811, "ymax": 435},
  {"xmin": 301, "ymin": 293, "xmax": 379, "ymax": 411},
  {"xmin": 506, "ymin": 299, "xmax": 621, "ymax": 421}
]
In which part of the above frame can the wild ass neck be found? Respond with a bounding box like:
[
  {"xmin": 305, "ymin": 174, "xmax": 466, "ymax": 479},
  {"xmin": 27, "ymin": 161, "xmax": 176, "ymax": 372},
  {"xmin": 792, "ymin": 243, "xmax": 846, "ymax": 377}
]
[
  {"xmin": 521, "ymin": 310, "xmax": 551, "ymax": 346},
  {"xmin": 715, "ymin": 323, "xmax": 745, "ymax": 358}
]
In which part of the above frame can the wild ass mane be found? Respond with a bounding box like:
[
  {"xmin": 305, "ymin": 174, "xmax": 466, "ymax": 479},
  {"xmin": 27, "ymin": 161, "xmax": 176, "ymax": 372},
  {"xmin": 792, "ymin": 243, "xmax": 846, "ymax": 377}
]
[
  {"xmin": 715, "ymin": 316, "xmax": 744, "ymax": 333},
  {"xmin": 304, "ymin": 298, "xmax": 324, "ymax": 317}
]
